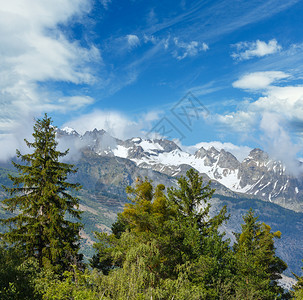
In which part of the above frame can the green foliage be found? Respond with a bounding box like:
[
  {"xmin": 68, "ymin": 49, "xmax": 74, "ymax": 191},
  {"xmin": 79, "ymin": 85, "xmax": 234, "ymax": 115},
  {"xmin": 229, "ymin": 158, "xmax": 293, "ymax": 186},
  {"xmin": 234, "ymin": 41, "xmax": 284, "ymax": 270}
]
[
  {"xmin": 292, "ymin": 261, "xmax": 303, "ymax": 299},
  {"xmin": 167, "ymin": 168, "xmax": 215, "ymax": 222},
  {"xmin": 233, "ymin": 209, "xmax": 288, "ymax": 299},
  {"xmin": 0, "ymin": 243, "xmax": 40, "ymax": 299},
  {"xmin": 91, "ymin": 169, "xmax": 236, "ymax": 298},
  {"xmin": 0, "ymin": 114, "xmax": 82, "ymax": 272},
  {"xmin": 0, "ymin": 167, "xmax": 18, "ymax": 188},
  {"xmin": 34, "ymin": 266, "xmax": 99, "ymax": 300}
]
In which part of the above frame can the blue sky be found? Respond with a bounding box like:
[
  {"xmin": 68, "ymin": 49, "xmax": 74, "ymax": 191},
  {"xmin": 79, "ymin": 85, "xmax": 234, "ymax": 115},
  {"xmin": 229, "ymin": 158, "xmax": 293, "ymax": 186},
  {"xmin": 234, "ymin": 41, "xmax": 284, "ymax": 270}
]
[{"xmin": 1, "ymin": 0, "xmax": 303, "ymax": 165}]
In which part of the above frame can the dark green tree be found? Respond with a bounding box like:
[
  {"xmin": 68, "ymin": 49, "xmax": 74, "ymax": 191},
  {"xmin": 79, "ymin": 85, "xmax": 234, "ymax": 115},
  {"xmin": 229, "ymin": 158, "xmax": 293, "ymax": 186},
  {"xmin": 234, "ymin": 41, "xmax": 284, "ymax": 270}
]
[
  {"xmin": 233, "ymin": 209, "xmax": 288, "ymax": 299},
  {"xmin": 0, "ymin": 242, "xmax": 40, "ymax": 300},
  {"xmin": 167, "ymin": 169, "xmax": 234, "ymax": 297},
  {"xmin": 167, "ymin": 168, "xmax": 229, "ymax": 239},
  {"xmin": 0, "ymin": 114, "xmax": 82, "ymax": 272}
]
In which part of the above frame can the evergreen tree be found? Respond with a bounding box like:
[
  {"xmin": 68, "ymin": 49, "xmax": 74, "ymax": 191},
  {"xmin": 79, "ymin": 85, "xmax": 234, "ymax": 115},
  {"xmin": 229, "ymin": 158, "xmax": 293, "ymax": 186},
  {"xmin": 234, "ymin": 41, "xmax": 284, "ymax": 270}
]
[
  {"xmin": 167, "ymin": 169, "xmax": 234, "ymax": 297},
  {"xmin": 167, "ymin": 168, "xmax": 229, "ymax": 239},
  {"xmin": 0, "ymin": 242, "xmax": 40, "ymax": 300},
  {"xmin": 0, "ymin": 114, "xmax": 82, "ymax": 272},
  {"xmin": 92, "ymin": 170, "xmax": 234, "ymax": 298},
  {"xmin": 291, "ymin": 261, "xmax": 303, "ymax": 299},
  {"xmin": 233, "ymin": 209, "xmax": 288, "ymax": 299}
]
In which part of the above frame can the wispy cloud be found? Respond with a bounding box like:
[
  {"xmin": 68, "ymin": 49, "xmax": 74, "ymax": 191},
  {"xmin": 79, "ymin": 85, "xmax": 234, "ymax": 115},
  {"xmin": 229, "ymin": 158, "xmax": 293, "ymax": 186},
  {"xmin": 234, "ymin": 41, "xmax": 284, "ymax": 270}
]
[
  {"xmin": 232, "ymin": 39, "xmax": 282, "ymax": 60},
  {"xmin": 142, "ymin": 35, "xmax": 209, "ymax": 60},
  {"xmin": 145, "ymin": 1, "xmax": 299, "ymax": 43},
  {"xmin": 143, "ymin": 34, "xmax": 158, "ymax": 45},
  {"xmin": 188, "ymin": 81, "xmax": 226, "ymax": 97},
  {"xmin": 100, "ymin": 0, "xmax": 112, "ymax": 10},
  {"xmin": 173, "ymin": 38, "xmax": 208, "ymax": 60},
  {"xmin": 126, "ymin": 34, "xmax": 140, "ymax": 48},
  {"xmin": 232, "ymin": 71, "xmax": 289, "ymax": 90}
]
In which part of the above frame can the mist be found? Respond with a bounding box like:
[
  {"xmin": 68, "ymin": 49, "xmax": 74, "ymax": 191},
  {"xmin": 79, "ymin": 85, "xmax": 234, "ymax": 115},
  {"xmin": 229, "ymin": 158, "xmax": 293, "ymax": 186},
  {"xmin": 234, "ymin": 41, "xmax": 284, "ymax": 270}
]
[{"xmin": 260, "ymin": 112, "xmax": 303, "ymax": 177}]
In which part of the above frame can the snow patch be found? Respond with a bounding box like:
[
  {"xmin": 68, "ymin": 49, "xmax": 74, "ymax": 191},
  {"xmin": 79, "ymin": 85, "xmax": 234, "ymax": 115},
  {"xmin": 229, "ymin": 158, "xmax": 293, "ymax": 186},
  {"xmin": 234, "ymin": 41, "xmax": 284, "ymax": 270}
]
[
  {"xmin": 62, "ymin": 126, "xmax": 76, "ymax": 134},
  {"xmin": 139, "ymin": 140, "xmax": 164, "ymax": 152},
  {"xmin": 113, "ymin": 145, "xmax": 129, "ymax": 158}
]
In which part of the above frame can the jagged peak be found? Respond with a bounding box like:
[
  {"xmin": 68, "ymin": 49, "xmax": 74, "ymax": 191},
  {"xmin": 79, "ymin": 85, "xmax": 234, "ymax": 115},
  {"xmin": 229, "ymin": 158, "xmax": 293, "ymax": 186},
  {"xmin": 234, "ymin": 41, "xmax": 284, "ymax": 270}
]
[
  {"xmin": 217, "ymin": 149, "xmax": 240, "ymax": 169},
  {"xmin": 208, "ymin": 146, "xmax": 220, "ymax": 156},
  {"xmin": 93, "ymin": 128, "xmax": 106, "ymax": 134},
  {"xmin": 83, "ymin": 128, "xmax": 108, "ymax": 137},
  {"xmin": 194, "ymin": 147, "xmax": 207, "ymax": 158},
  {"xmin": 247, "ymin": 148, "xmax": 269, "ymax": 161},
  {"xmin": 154, "ymin": 139, "xmax": 181, "ymax": 152},
  {"xmin": 219, "ymin": 148, "xmax": 238, "ymax": 160}
]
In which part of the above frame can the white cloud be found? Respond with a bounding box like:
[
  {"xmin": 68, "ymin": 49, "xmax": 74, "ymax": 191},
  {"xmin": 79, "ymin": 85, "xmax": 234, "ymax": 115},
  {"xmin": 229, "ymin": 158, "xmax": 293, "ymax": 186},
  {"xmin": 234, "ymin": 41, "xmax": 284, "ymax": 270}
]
[
  {"xmin": 143, "ymin": 34, "xmax": 170, "ymax": 51},
  {"xmin": 251, "ymin": 85, "xmax": 303, "ymax": 121},
  {"xmin": 217, "ymin": 82, "xmax": 303, "ymax": 133},
  {"xmin": 0, "ymin": 0, "xmax": 100, "ymax": 160},
  {"xmin": 0, "ymin": 0, "xmax": 101, "ymax": 159},
  {"xmin": 232, "ymin": 71, "xmax": 290, "ymax": 90},
  {"xmin": 173, "ymin": 38, "xmax": 208, "ymax": 60},
  {"xmin": 215, "ymin": 111, "xmax": 257, "ymax": 132},
  {"xmin": 220, "ymin": 72, "xmax": 303, "ymax": 129},
  {"xmin": 126, "ymin": 34, "xmax": 140, "ymax": 48},
  {"xmin": 0, "ymin": 1, "xmax": 100, "ymax": 84},
  {"xmin": 189, "ymin": 81, "xmax": 225, "ymax": 96},
  {"xmin": 141, "ymin": 111, "xmax": 163, "ymax": 123},
  {"xmin": 216, "ymin": 71, "xmax": 303, "ymax": 174},
  {"xmin": 62, "ymin": 109, "xmax": 161, "ymax": 140},
  {"xmin": 232, "ymin": 39, "xmax": 282, "ymax": 60}
]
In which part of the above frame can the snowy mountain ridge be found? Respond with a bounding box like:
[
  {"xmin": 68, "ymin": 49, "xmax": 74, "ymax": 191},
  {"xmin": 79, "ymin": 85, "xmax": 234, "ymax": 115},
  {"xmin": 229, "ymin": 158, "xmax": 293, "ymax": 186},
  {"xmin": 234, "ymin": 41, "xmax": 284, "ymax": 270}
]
[{"xmin": 57, "ymin": 127, "xmax": 303, "ymax": 211}]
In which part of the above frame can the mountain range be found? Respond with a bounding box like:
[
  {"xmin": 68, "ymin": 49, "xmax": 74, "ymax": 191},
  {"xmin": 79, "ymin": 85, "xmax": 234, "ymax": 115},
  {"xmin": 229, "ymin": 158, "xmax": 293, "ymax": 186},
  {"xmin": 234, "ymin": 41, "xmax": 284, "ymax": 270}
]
[
  {"xmin": 58, "ymin": 127, "xmax": 303, "ymax": 212},
  {"xmin": 0, "ymin": 127, "xmax": 302, "ymax": 283}
]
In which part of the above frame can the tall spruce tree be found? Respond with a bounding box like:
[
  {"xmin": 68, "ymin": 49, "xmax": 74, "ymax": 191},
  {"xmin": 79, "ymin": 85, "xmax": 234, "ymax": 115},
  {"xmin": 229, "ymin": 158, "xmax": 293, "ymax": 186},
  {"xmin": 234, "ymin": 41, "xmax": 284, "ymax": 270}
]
[
  {"xmin": 0, "ymin": 114, "xmax": 82, "ymax": 272},
  {"xmin": 233, "ymin": 209, "xmax": 288, "ymax": 299},
  {"xmin": 292, "ymin": 263, "xmax": 303, "ymax": 299}
]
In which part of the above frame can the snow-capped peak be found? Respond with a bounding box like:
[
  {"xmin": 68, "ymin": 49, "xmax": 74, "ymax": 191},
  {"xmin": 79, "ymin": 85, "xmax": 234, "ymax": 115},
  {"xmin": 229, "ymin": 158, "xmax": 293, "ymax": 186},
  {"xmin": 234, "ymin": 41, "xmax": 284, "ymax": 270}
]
[{"xmin": 61, "ymin": 126, "xmax": 78, "ymax": 135}]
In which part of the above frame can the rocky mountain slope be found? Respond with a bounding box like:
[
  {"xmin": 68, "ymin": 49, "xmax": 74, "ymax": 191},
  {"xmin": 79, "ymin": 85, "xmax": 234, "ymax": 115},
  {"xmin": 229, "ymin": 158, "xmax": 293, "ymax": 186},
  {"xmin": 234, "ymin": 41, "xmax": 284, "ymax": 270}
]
[
  {"xmin": 1, "ymin": 128, "xmax": 303, "ymax": 278},
  {"xmin": 58, "ymin": 127, "xmax": 303, "ymax": 212}
]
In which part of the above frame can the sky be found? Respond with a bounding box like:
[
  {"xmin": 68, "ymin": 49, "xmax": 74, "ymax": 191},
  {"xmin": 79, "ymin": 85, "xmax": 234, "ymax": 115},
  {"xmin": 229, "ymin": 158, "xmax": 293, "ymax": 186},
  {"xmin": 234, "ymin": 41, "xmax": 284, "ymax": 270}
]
[{"xmin": 1, "ymin": 0, "xmax": 303, "ymax": 168}]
